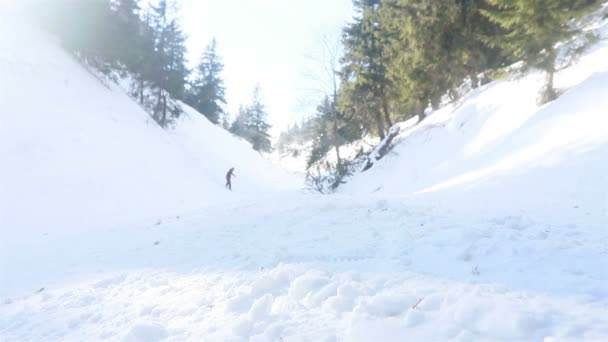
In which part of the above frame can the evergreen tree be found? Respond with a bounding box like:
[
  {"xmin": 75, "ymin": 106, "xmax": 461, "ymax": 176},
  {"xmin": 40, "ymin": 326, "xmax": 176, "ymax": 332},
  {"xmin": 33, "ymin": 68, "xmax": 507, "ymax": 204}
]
[
  {"xmin": 340, "ymin": 0, "xmax": 393, "ymax": 140},
  {"xmin": 164, "ymin": 20, "xmax": 189, "ymax": 100},
  {"xmin": 220, "ymin": 111, "xmax": 232, "ymax": 130},
  {"xmin": 187, "ymin": 39, "xmax": 227, "ymax": 124},
  {"xmin": 377, "ymin": 0, "xmax": 501, "ymax": 120},
  {"xmin": 40, "ymin": 0, "xmax": 191, "ymax": 128},
  {"xmin": 378, "ymin": 0, "xmax": 441, "ymax": 119},
  {"xmin": 112, "ymin": 0, "xmax": 142, "ymax": 70},
  {"xmin": 453, "ymin": 0, "xmax": 508, "ymax": 88},
  {"xmin": 230, "ymin": 105, "xmax": 250, "ymax": 138},
  {"xmin": 307, "ymin": 95, "xmax": 361, "ymax": 168},
  {"xmin": 230, "ymin": 86, "xmax": 272, "ymax": 152},
  {"xmin": 245, "ymin": 85, "xmax": 273, "ymax": 152},
  {"xmin": 147, "ymin": 0, "xmax": 189, "ymax": 126},
  {"xmin": 482, "ymin": 0, "xmax": 600, "ymax": 103},
  {"xmin": 307, "ymin": 96, "xmax": 335, "ymax": 168},
  {"xmin": 41, "ymin": 0, "xmax": 117, "ymax": 63},
  {"xmin": 134, "ymin": 9, "xmax": 158, "ymax": 105}
]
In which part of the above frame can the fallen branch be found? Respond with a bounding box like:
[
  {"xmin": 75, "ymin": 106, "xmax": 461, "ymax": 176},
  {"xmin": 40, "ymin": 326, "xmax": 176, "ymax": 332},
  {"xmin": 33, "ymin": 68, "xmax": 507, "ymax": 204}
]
[
  {"xmin": 361, "ymin": 125, "xmax": 400, "ymax": 172},
  {"xmin": 412, "ymin": 297, "xmax": 424, "ymax": 309}
]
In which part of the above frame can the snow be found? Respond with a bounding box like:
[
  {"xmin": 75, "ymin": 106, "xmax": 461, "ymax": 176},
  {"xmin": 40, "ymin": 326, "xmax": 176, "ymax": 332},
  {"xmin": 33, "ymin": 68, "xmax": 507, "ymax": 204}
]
[
  {"xmin": 342, "ymin": 23, "xmax": 608, "ymax": 225},
  {"xmin": 3, "ymin": 195, "xmax": 608, "ymax": 340},
  {"xmin": 0, "ymin": 15, "xmax": 298, "ymax": 230},
  {"xmin": 171, "ymin": 102, "xmax": 297, "ymax": 194},
  {"xmin": 0, "ymin": 15, "xmax": 298, "ymax": 295},
  {"xmin": 124, "ymin": 323, "xmax": 169, "ymax": 342},
  {"xmin": 2, "ymin": 4, "xmax": 608, "ymax": 342}
]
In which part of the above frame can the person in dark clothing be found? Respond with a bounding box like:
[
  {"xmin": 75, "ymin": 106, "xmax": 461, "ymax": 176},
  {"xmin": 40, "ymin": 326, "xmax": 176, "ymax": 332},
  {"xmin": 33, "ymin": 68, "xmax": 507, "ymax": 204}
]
[{"xmin": 225, "ymin": 167, "xmax": 236, "ymax": 190}]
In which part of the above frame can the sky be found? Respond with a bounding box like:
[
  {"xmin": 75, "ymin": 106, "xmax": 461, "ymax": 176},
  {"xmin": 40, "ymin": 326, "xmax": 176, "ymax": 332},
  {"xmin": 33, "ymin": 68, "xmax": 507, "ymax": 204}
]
[{"xmin": 180, "ymin": 0, "xmax": 354, "ymax": 137}]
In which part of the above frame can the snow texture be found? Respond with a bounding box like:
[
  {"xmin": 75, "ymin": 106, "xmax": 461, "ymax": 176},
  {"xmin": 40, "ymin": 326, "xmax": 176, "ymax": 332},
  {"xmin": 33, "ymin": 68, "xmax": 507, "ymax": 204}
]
[{"xmin": 2, "ymin": 4, "xmax": 608, "ymax": 342}]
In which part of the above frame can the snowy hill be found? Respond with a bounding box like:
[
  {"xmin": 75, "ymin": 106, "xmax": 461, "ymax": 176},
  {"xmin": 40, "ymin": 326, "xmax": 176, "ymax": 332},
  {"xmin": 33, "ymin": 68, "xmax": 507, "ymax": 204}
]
[
  {"xmin": 0, "ymin": 17, "xmax": 298, "ymax": 231},
  {"xmin": 171, "ymin": 103, "xmax": 297, "ymax": 193},
  {"xmin": 342, "ymin": 16, "xmax": 608, "ymax": 223},
  {"xmin": 2, "ymin": 4, "xmax": 608, "ymax": 342}
]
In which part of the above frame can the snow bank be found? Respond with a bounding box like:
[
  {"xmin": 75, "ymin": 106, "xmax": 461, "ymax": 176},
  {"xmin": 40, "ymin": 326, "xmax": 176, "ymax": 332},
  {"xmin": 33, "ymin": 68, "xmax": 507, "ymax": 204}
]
[
  {"xmin": 0, "ymin": 18, "xmax": 298, "ymax": 233},
  {"xmin": 3, "ymin": 263, "xmax": 608, "ymax": 341},
  {"xmin": 0, "ymin": 18, "xmax": 217, "ymax": 232},
  {"xmin": 342, "ymin": 14, "xmax": 608, "ymax": 223}
]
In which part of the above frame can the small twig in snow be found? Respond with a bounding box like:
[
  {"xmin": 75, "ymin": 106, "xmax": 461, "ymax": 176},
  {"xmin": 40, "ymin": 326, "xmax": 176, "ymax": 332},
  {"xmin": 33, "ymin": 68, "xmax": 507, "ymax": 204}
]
[{"xmin": 412, "ymin": 297, "xmax": 424, "ymax": 309}]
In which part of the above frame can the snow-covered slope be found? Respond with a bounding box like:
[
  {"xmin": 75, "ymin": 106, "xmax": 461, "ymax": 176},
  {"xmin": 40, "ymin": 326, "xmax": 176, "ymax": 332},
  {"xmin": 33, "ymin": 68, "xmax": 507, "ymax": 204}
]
[
  {"xmin": 343, "ymin": 17, "xmax": 608, "ymax": 225},
  {"xmin": 0, "ymin": 17, "xmax": 298, "ymax": 232},
  {"xmin": 2, "ymin": 5, "xmax": 608, "ymax": 342},
  {"xmin": 171, "ymin": 103, "xmax": 297, "ymax": 193}
]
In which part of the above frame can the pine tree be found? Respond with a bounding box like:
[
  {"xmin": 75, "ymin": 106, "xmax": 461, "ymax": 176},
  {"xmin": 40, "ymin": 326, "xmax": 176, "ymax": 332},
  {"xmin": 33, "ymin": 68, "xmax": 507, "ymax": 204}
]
[
  {"xmin": 245, "ymin": 85, "xmax": 273, "ymax": 152},
  {"xmin": 370, "ymin": 0, "xmax": 509, "ymax": 121},
  {"xmin": 230, "ymin": 86, "xmax": 272, "ymax": 152},
  {"xmin": 110, "ymin": 0, "xmax": 156, "ymax": 105},
  {"xmin": 187, "ymin": 38, "xmax": 227, "ymax": 124},
  {"xmin": 220, "ymin": 111, "xmax": 232, "ymax": 130},
  {"xmin": 230, "ymin": 105, "xmax": 250, "ymax": 138},
  {"xmin": 340, "ymin": 0, "xmax": 393, "ymax": 140},
  {"xmin": 307, "ymin": 96, "xmax": 334, "ymax": 168},
  {"xmin": 134, "ymin": 9, "xmax": 157, "ymax": 105},
  {"xmin": 147, "ymin": 0, "xmax": 189, "ymax": 126},
  {"xmin": 482, "ymin": 0, "xmax": 600, "ymax": 103},
  {"xmin": 113, "ymin": 0, "xmax": 145, "ymax": 73},
  {"xmin": 164, "ymin": 20, "xmax": 189, "ymax": 100},
  {"xmin": 453, "ymin": 0, "xmax": 508, "ymax": 89},
  {"xmin": 40, "ymin": 0, "xmax": 192, "ymax": 128},
  {"xmin": 42, "ymin": 0, "xmax": 117, "ymax": 63},
  {"xmin": 379, "ymin": 1, "xmax": 460, "ymax": 117}
]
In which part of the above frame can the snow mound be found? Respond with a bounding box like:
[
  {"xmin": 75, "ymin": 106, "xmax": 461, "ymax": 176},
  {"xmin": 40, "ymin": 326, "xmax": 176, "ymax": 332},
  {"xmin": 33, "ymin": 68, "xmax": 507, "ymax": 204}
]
[{"xmin": 3, "ymin": 264, "xmax": 608, "ymax": 341}]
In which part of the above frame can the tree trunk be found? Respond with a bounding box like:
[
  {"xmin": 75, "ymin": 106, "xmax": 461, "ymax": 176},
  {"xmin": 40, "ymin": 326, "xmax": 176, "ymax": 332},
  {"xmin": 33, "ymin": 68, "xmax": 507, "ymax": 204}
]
[
  {"xmin": 155, "ymin": 87, "xmax": 167, "ymax": 126},
  {"xmin": 139, "ymin": 77, "xmax": 145, "ymax": 104},
  {"xmin": 448, "ymin": 87, "xmax": 459, "ymax": 101},
  {"xmin": 332, "ymin": 113, "xmax": 342, "ymax": 172},
  {"xmin": 334, "ymin": 144, "xmax": 342, "ymax": 173},
  {"xmin": 470, "ymin": 72, "xmax": 479, "ymax": 89},
  {"xmin": 161, "ymin": 93, "xmax": 167, "ymax": 125},
  {"xmin": 539, "ymin": 51, "xmax": 558, "ymax": 105},
  {"xmin": 332, "ymin": 91, "xmax": 342, "ymax": 172},
  {"xmin": 375, "ymin": 111, "xmax": 386, "ymax": 140},
  {"xmin": 546, "ymin": 67, "xmax": 555, "ymax": 95},
  {"xmin": 416, "ymin": 100, "xmax": 426, "ymax": 121},
  {"xmin": 430, "ymin": 95, "xmax": 441, "ymax": 111},
  {"xmin": 382, "ymin": 97, "xmax": 392, "ymax": 130}
]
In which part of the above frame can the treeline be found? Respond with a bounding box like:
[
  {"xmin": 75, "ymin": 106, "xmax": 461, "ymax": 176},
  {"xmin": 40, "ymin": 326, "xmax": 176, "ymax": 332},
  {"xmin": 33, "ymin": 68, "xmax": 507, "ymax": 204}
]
[
  {"xmin": 38, "ymin": 0, "xmax": 272, "ymax": 152},
  {"xmin": 290, "ymin": 0, "xmax": 601, "ymax": 190},
  {"xmin": 340, "ymin": 0, "xmax": 600, "ymax": 139}
]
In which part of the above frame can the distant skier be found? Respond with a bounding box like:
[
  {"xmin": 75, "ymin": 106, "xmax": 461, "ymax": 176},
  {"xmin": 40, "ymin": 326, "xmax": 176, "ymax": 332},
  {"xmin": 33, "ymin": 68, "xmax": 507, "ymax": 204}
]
[{"xmin": 225, "ymin": 167, "xmax": 236, "ymax": 190}]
